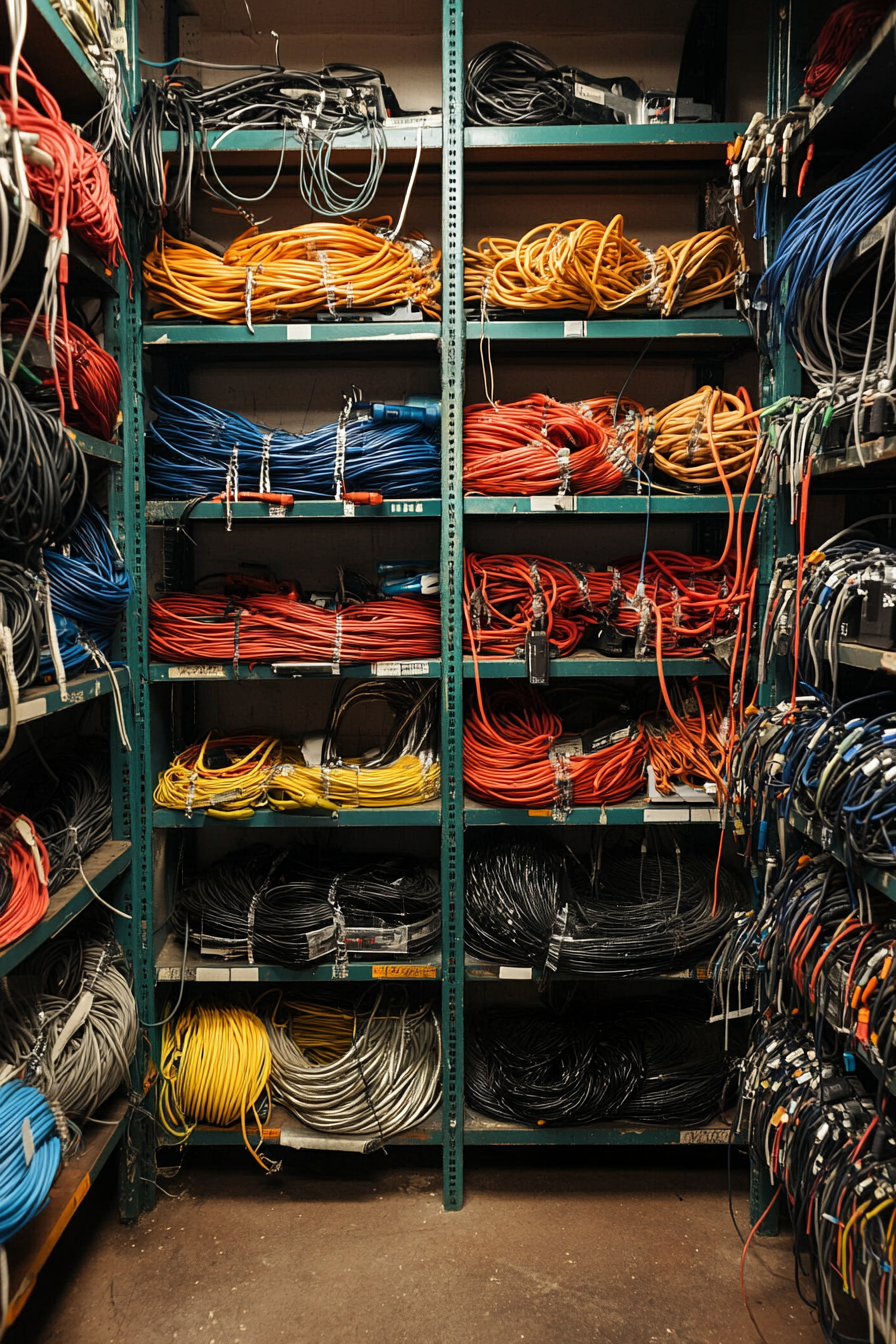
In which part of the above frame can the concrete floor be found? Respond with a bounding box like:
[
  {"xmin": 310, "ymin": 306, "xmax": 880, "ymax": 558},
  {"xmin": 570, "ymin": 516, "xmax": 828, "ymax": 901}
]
[{"xmin": 15, "ymin": 1147, "xmax": 826, "ymax": 1344}]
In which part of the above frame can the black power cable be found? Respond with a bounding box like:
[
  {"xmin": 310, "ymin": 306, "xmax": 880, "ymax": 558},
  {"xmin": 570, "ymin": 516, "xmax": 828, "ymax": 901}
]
[
  {"xmin": 464, "ymin": 42, "xmax": 640, "ymax": 127},
  {"xmin": 0, "ymin": 377, "xmax": 87, "ymax": 547}
]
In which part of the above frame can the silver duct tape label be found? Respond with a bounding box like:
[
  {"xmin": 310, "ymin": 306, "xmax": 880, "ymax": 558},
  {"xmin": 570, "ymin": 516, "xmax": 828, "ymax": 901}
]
[
  {"xmin": 306, "ymin": 925, "xmax": 338, "ymax": 961},
  {"xmin": 371, "ymin": 661, "xmax": 432, "ymax": 677},
  {"xmin": 680, "ymin": 1128, "xmax": 731, "ymax": 1144},
  {"xmin": 167, "ymin": 665, "xmax": 227, "ymax": 679},
  {"xmin": 343, "ymin": 924, "xmax": 410, "ymax": 954},
  {"xmin": 530, "ymin": 496, "xmax": 577, "ymax": 512}
]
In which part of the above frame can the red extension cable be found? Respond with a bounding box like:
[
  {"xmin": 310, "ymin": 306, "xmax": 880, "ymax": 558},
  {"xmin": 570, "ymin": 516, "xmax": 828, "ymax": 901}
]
[
  {"xmin": 0, "ymin": 808, "xmax": 49, "ymax": 948},
  {"xmin": 804, "ymin": 2, "xmax": 889, "ymax": 101},
  {"xmin": 5, "ymin": 304, "xmax": 121, "ymax": 441}
]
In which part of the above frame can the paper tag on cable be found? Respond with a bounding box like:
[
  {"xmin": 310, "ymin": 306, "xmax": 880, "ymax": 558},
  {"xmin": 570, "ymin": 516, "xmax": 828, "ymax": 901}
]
[
  {"xmin": 21, "ymin": 1117, "xmax": 34, "ymax": 1166},
  {"xmin": 371, "ymin": 661, "xmax": 432, "ymax": 677}
]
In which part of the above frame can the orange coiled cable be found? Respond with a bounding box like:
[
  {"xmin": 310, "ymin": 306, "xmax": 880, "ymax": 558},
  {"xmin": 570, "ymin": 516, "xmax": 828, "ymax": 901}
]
[
  {"xmin": 0, "ymin": 808, "xmax": 50, "ymax": 948},
  {"xmin": 465, "ymin": 218, "xmax": 744, "ymax": 317},
  {"xmin": 651, "ymin": 387, "xmax": 761, "ymax": 488},
  {"xmin": 144, "ymin": 219, "xmax": 442, "ymax": 324}
]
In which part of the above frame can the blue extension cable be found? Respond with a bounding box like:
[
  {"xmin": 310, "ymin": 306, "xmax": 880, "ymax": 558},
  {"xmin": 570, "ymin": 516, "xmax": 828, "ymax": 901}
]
[
  {"xmin": 754, "ymin": 140, "xmax": 896, "ymax": 356},
  {"xmin": 39, "ymin": 501, "xmax": 133, "ymax": 679},
  {"xmin": 0, "ymin": 1079, "xmax": 61, "ymax": 1244},
  {"xmin": 145, "ymin": 392, "xmax": 441, "ymax": 500}
]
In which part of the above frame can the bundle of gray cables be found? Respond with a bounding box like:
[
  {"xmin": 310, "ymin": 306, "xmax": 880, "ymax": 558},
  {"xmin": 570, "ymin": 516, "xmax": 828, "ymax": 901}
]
[
  {"xmin": 0, "ymin": 937, "xmax": 138, "ymax": 1118},
  {"xmin": 261, "ymin": 989, "xmax": 441, "ymax": 1138}
]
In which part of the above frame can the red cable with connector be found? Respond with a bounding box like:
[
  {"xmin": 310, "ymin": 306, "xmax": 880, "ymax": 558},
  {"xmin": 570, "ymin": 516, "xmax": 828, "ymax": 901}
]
[{"xmin": 0, "ymin": 808, "xmax": 50, "ymax": 948}]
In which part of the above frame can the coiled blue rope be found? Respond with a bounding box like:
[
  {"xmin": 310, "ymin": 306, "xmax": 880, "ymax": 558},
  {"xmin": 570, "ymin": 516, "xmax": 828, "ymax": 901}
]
[
  {"xmin": 40, "ymin": 502, "xmax": 133, "ymax": 678},
  {"xmin": 0, "ymin": 1079, "xmax": 61, "ymax": 1244},
  {"xmin": 145, "ymin": 392, "xmax": 441, "ymax": 500}
]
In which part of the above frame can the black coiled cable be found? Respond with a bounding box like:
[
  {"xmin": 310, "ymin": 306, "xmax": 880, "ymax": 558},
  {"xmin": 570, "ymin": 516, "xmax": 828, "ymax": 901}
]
[
  {"xmin": 464, "ymin": 42, "xmax": 634, "ymax": 127},
  {"xmin": 0, "ymin": 377, "xmax": 87, "ymax": 546},
  {"xmin": 0, "ymin": 561, "xmax": 43, "ymax": 705}
]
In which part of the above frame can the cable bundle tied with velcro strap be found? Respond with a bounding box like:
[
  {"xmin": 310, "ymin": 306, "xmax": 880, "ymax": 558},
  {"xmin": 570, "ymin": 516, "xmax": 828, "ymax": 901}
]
[
  {"xmin": 172, "ymin": 845, "xmax": 439, "ymax": 965},
  {"xmin": 465, "ymin": 219, "xmax": 744, "ymax": 318},
  {"xmin": 40, "ymin": 500, "xmax": 132, "ymax": 679},
  {"xmin": 462, "ymin": 394, "xmax": 638, "ymax": 496},
  {"xmin": 146, "ymin": 391, "xmax": 440, "ymax": 501},
  {"xmin": 157, "ymin": 999, "xmax": 277, "ymax": 1169},
  {"xmin": 144, "ymin": 219, "xmax": 441, "ymax": 326},
  {"xmin": 0, "ymin": 937, "xmax": 137, "ymax": 1117},
  {"xmin": 260, "ymin": 988, "xmax": 441, "ymax": 1139},
  {"xmin": 465, "ymin": 835, "xmax": 738, "ymax": 975},
  {"xmin": 148, "ymin": 592, "xmax": 440, "ymax": 666}
]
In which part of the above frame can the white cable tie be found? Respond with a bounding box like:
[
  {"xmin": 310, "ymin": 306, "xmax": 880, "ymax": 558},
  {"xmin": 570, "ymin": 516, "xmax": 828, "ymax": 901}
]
[
  {"xmin": 258, "ymin": 432, "xmax": 273, "ymax": 493},
  {"xmin": 334, "ymin": 412, "xmax": 347, "ymax": 500},
  {"xmin": 317, "ymin": 249, "xmax": 337, "ymax": 314},
  {"xmin": 332, "ymin": 612, "xmax": 343, "ymax": 675},
  {"xmin": 246, "ymin": 891, "xmax": 261, "ymax": 963},
  {"xmin": 40, "ymin": 566, "xmax": 68, "ymax": 702}
]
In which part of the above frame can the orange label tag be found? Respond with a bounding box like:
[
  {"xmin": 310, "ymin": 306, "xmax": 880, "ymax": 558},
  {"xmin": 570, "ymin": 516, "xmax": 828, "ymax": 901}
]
[{"xmin": 371, "ymin": 965, "xmax": 437, "ymax": 979}]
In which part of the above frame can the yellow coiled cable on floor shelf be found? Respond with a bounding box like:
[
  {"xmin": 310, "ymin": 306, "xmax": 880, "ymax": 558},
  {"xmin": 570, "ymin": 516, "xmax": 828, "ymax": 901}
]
[
  {"xmin": 152, "ymin": 733, "xmax": 286, "ymax": 818},
  {"xmin": 157, "ymin": 1001, "xmax": 276, "ymax": 1168},
  {"xmin": 267, "ymin": 754, "xmax": 440, "ymax": 811}
]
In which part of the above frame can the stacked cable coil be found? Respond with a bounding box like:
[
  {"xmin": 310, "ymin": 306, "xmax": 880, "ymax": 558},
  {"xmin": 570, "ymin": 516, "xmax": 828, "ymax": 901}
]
[
  {"xmin": 158, "ymin": 999, "xmax": 275, "ymax": 1167},
  {"xmin": 4, "ymin": 306, "xmax": 121, "ymax": 443},
  {"xmin": 466, "ymin": 986, "xmax": 729, "ymax": 1127},
  {"xmin": 466, "ymin": 220, "xmax": 745, "ymax": 318},
  {"xmin": 154, "ymin": 680, "xmax": 439, "ymax": 817},
  {"xmin": 736, "ymin": 1015, "xmax": 896, "ymax": 1343},
  {"xmin": 41, "ymin": 501, "xmax": 132, "ymax": 678},
  {"xmin": 146, "ymin": 392, "xmax": 440, "ymax": 501},
  {"xmin": 464, "ymin": 42, "xmax": 636, "ymax": 127},
  {"xmin": 0, "ymin": 804, "xmax": 49, "ymax": 948},
  {"xmin": 465, "ymin": 836, "xmax": 738, "ymax": 974},
  {"xmin": 803, "ymin": 2, "xmax": 890, "ymax": 101},
  {"xmin": 149, "ymin": 592, "xmax": 439, "ymax": 668},
  {"xmin": 0, "ymin": 1075, "xmax": 64, "ymax": 1319},
  {"xmin": 462, "ymin": 394, "xmax": 637, "ymax": 496},
  {"xmin": 261, "ymin": 989, "xmax": 441, "ymax": 1138},
  {"xmin": 463, "ymin": 679, "xmax": 728, "ymax": 814},
  {"xmin": 157, "ymin": 991, "xmax": 441, "ymax": 1154},
  {"xmin": 144, "ymin": 221, "xmax": 441, "ymax": 326},
  {"xmin": 172, "ymin": 845, "xmax": 440, "ymax": 965},
  {"xmin": 0, "ymin": 937, "xmax": 137, "ymax": 1117},
  {"xmin": 651, "ymin": 387, "xmax": 760, "ymax": 489},
  {"xmin": 0, "ymin": 376, "xmax": 87, "ymax": 547},
  {"xmin": 130, "ymin": 65, "xmax": 424, "ymax": 231}
]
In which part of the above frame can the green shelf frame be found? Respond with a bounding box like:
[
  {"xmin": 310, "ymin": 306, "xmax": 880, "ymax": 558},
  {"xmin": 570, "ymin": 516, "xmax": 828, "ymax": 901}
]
[
  {"xmin": 145, "ymin": 498, "xmax": 441, "ymax": 521},
  {"xmin": 0, "ymin": 667, "xmax": 129, "ymax": 729},
  {"xmin": 464, "ymin": 799, "xmax": 720, "ymax": 825},
  {"xmin": 173, "ymin": 1106, "xmax": 443, "ymax": 1148},
  {"xmin": 463, "ymin": 1112, "xmax": 733, "ymax": 1145},
  {"xmin": 788, "ymin": 808, "xmax": 896, "ymax": 904},
  {"xmin": 144, "ymin": 321, "xmax": 441, "ymax": 346},
  {"xmin": 149, "ymin": 661, "xmax": 441, "ymax": 682},
  {"xmin": 65, "ymin": 426, "xmax": 124, "ymax": 465},
  {"xmin": 155, "ymin": 934, "xmax": 441, "ymax": 984},
  {"xmin": 465, "ymin": 123, "xmax": 746, "ymax": 152},
  {"xmin": 466, "ymin": 317, "xmax": 750, "ymax": 341},
  {"xmin": 462, "ymin": 656, "xmax": 723, "ymax": 679},
  {"xmin": 158, "ymin": 124, "xmax": 442, "ymax": 154},
  {"xmin": 464, "ymin": 494, "xmax": 759, "ymax": 515},
  {"xmin": 152, "ymin": 802, "xmax": 441, "ymax": 829}
]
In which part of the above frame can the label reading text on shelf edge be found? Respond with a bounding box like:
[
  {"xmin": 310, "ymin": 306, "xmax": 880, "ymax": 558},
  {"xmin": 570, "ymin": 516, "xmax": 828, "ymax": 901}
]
[
  {"xmin": 371, "ymin": 965, "xmax": 437, "ymax": 979},
  {"xmin": 643, "ymin": 807, "xmax": 690, "ymax": 823},
  {"xmin": 371, "ymin": 661, "xmax": 432, "ymax": 677},
  {"xmin": 530, "ymin": 496, "xmax": 577, "ymax": 512},
  {"xmin": 167, "ymin": 664, "xmax": 227, "ymax": 679},
  {"xmin": 680, "ymin": 1128, "xmax": 731, "ymax": 1145},
  {"xmin": 499, "ymin": 966, "xmax": 533, "ymax": 980}
]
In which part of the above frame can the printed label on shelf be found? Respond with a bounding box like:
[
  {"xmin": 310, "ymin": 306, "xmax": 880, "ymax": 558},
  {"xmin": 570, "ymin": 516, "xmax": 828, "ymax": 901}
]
[
  {"xmin": 527, "ymin": 808, "xmax": 553, "ymax": 817},
  {"xmin": 231, "ymin": 967, "xmax": 259, "ymax": 982},
  {"xmin": 643, "ymin": 808, "xmax": 690, "ymax": 822},
  {"xmin": 343, "ymin": 501, "xmax": 356, "ymax": 517},
  {"xmin": 261, "ymin": 1128, "xmax": 281, "ymax": 1140},
  {"xmin": 680, "ymin": 1128, "xmax": 731, "ymax": 1144},
  {"xmin": 268, "ymin": 505, "xmax": 286, "ymax": 518},
  {"xmin": 371, "ymin": 661, "xmax": 432, "ymax": 677},
  {"xmin": 389, "ymin": 113, "xmax": 442, "ymax": 129},
  {"xmin": 286, "ymin": 324, "xmax": 312, "ymax": 340},
  {"xmin": 529, "ymin": 496, "xmax": 577, "ymax": 512},
  {"xmin": 0, "ymin": 697, "xmax": 47, "ymax": 728},
  {"xmin": 195, "ymin": 967, "xmax": 230, "ymax": 982},
  {"xmin": 389, "ymin": 501, "xmax": 427, "ymax": 514},
  {"xmin": 158, "ymin": 966, "xmax": 197, "ymax": 982},
  {"xmin": 498, "ymin": 966, "xmax": 532, "ymax": 980},
  {"xmin": 167, "ymin": 665, "xmax": 227, "ymax": 679},
  {"xmin": 563, "ymin": 320, "xmax": 586, "ymax": 337},
  {"xmin": 371, "ymin": 965, "xmax": 438, "ymax": 979}
]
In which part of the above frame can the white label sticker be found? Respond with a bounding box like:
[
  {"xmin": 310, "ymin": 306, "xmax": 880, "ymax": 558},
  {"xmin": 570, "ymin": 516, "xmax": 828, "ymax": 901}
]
[
  {"xmin": 0, "ymin": 697, "xmax": 47, "ymax": 728},
  {"xmin": 371, "ymin": 661, "xmax": 432, "ymax": 677},
  {"xmin": 231, "ymin": 967, "xmax": 260, "ymax": 982},
  {"xmin": 22, "ymin": 1117, "xmax": 34, "ymax": 1166},
  {"xmin": 499, "ymin": 966, "xmax": 533, "ymax": 980},
  {"xmin": 195, "ymin": 967, "xmax": 230, "ymax": 982},
  {"xmin": 166, "ymin": 665, "xmax": 227, "ymax": 679},
  {"xmin": 268, "ymin": 505, "xmax": 286, "ymax": 518},
  {"xmin": 643, "ymin": 808, "xmax": 690, "ymax": 822},
  {"xmin": 563, "ymin": 320, "xmax": 586, "ymax": 338},
  {"xmin": 286, "ymin": 324, "xmax": 312, "ymax": 340},
  {"xmin": 681, "ymin": 1128, "xmax": 730, "ymax": 1144},
  {"xmin": 530, "ymin": 496, "xmax": 577, "ymax": 512}
]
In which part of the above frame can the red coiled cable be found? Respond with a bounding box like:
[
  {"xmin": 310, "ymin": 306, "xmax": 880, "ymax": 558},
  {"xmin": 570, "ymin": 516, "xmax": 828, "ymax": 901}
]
[
  {"xmin": 149, "ymin": 593, "xmax": 441, "ymax": 665},
  {"xmin": 4, "ymin": 305, "xmax": 121, "ymax": 441},
  {"xmin": 0, "ymin": 808, "xmax": 49, "ymax": 948},
  {"xmin": 804, "ymin": 2, "xmax": 889, "ymax": 100},
  {"xmin": 463, "ymin": 394, "xmax": 641, "ymax": 496}
]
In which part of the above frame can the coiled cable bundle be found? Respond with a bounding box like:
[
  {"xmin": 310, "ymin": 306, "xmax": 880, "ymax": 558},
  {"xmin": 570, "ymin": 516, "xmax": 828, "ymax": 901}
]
[
  {"xmin": 173, "ymin": 845, "xmax": 440, "ymax": 965},
  {"xmin": 462, "ymin": 394, "xmax": 635, "ymax": 496},
  {"xmin": 466, "ymin": 1006, "xmax": 643, "ymax": 1126},
  {"xmin": 465, "ymin": 836, "xmax": 738, "ymax": 974},
  {"xmin": 651, "ymin": 387, "xmax": 760, "ymax": 489},
  {"xmin": 4, "ymin": 306, "xmax": 121, "ymax": 443},
  {"xmin": 466, "ymin": 219, "xmax": 744, "ymax": 318},
  {"xmin": 464, "ymin": 42, "xmax": 630, "ymax": 127},
  {"xmin": 261, "ymin": 989, "xmax": 441, "ymax": 1138},
  {"xmin": 146, "ymin": 391, "xmax": 440, "ymax": 501},
  {"xmin": 0, "ymin": 937, "xmax": 137, "ymax": 1117},
  {"xmin": 30, "ymin": 754, "xmax": 111, "ymax": 897},
  {"xmin": 148, "ymin": 591, "xmax": 440, "ymax": 667},
  {"xmin": 0, "ymin": 376, "xmax": 87, "ymax": 547},
  {"xmin": 40, "ymin": 501, "xmax": 132, "ymax": 678},
  {"xmin": 0, "ymin": 561, "xmax": 43, "ymax": 716},
  {"xmin": 144, "ymin": 220, "xmax": 441, "ymax": 326},
  {"xmin": 616, "ymin": 993, "xmax": 731, "ymax": 1127},
  {"xmin": 157, "ymin": 1000, "xmax": 275, "ymax": 1168},
  {"xmin": 0, "ymin": 1078, "xmax": 63, "ymax": 1247},
  {"xmin": 804, "ymin": 2, "xmax": 889, "ymax": 101},
  {"xmin": 0, "ymin": 805, "xmax": 49, "ymax": 949}
]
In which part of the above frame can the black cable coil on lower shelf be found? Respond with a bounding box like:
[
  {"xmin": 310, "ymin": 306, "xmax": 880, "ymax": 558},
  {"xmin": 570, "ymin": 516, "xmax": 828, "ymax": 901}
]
[
  {"xmin": 464, "ymin": 835, "xmax": 740, "ymax": 975},
  {"xmin": 466, "ymin": 985, "xmax": 732, "ymax": 1128},
  {"xmin": 172, "ymin": 845, "xmax": 441, "ymax": 965}
]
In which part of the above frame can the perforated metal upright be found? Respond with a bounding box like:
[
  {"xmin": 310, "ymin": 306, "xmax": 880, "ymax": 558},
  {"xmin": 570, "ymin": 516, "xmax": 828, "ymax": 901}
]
[{"xmin": 439, "ymin": 0, "xmax": 466, "ymax": 1212}]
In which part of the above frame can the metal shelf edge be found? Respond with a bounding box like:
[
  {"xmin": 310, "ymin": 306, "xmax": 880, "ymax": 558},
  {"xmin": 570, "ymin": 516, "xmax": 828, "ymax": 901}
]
[
  {"xmin": 462, "ymin": 656, "xmax": 723, "ymax": 679},
  {"xmin": 144, "ymin": 321, "xmax": 442, "ymax": 346},
  {"xmin": 152, "ymin": 804, "xmax": 441, "ymax": 829},
  {"xmin": 149, "ymin": 661, "xmax": 441, "ymax": 682},
  {"xmin": 145, "ymin": 499, "xmax": 441, "ymax": 521},
  {"xmin": 464, "ymin": 799, "xmax": 720, "ymax": 826},
  {"xmin": 0, "ymin": 668, "xmax": 129, "ymax": 729},
  {"xmin": 463, "ymin": 494, "xmax": 759, "ymax": 515}
]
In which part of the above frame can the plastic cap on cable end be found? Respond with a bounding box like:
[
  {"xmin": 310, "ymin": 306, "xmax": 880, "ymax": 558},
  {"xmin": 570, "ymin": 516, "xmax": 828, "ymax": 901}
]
[{"xmin": 343, "ymin": 491, "xmax": 384, "ymax": 506}]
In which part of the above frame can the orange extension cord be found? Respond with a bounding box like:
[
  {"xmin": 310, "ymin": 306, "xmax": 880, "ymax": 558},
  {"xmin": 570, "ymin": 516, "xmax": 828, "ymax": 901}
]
[
  {"xmin": 144, "ymin": 219, "xmax": 442, "ymax": 324},
  {"xmin": 465, "ymin": 218, "xmax": 744, "ymax": 317}
]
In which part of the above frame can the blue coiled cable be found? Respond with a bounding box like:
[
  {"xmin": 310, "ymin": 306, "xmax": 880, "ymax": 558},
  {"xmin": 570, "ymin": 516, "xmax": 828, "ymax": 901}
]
[
  {"xmin": 39, "ymin": 502, "xmax": 133, "ymax": 678},
  {"xmin": 145, "ymin": 392, "xmax": 441, "ymax": 500},
  {"xmin": 0, "ymin": 1079, "xmax": 61, "ymax": 1244},
  {"xmin": 755, "ymin": 140, "xmax": 896, "ymax": 355}
]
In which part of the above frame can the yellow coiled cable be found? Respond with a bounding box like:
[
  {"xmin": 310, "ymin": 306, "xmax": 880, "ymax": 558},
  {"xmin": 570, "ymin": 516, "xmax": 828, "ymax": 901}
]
[
  {"xmin": 268, "ymin": 754, "xmax": 440, "ymax": 811},
  {"xmin": 157, "ymin": 1001, "xmax": 275, "ymax": 1168},
  {"xmin": 153, "ymin": 733, "xmax": 284, "ymax": 817}
]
